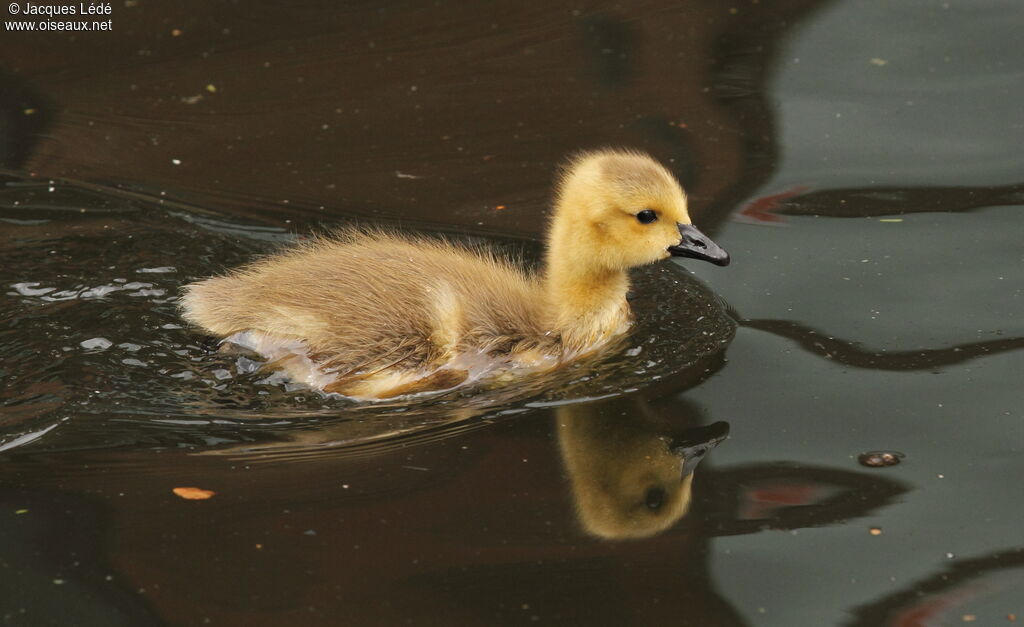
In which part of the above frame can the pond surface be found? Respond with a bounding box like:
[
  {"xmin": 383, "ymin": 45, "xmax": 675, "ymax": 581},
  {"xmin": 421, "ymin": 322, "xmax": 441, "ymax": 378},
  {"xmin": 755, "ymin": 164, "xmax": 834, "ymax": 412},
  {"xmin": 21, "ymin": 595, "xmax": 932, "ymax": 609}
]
[{"xmin": 2, "ymin": 0, "xmax": 1023, "ymax": 625}]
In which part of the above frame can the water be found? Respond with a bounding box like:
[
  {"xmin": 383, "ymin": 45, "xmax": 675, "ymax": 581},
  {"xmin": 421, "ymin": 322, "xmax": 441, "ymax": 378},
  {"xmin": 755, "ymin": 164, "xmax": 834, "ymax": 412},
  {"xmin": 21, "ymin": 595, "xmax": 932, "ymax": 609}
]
[{"xmin": 2, "ymin": 1, "xmax": 1023, "ymax": 625}]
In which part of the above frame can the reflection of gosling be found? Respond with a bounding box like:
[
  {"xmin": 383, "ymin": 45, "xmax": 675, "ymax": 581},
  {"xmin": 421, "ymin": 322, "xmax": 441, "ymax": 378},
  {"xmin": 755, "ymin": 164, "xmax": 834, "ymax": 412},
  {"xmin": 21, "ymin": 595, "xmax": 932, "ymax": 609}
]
[
  {"xmin": 557, "ymin": 400, "xmax": 728, "ymax": 540},
  {"xmin": 180, "ymin": 150, "xmax": 728, "ymax": 400}
]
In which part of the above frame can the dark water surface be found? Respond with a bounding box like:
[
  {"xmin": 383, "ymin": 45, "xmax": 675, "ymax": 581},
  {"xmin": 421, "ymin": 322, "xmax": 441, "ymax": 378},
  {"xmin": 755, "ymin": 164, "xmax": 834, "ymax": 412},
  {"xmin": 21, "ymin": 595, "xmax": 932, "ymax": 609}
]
[{"xmin": 2, "ymin": 1, "xmax": 1023, "ymax": 625}]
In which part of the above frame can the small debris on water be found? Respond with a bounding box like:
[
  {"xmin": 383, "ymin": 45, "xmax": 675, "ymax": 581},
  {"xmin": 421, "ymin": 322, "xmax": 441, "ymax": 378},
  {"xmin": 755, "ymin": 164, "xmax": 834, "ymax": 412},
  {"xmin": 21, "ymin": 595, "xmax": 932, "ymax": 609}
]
[
  {"xmin": 172, "ymin": 487, "xmax": 215, "ymax": 500},
  {"xmin": 869, "ymin": 527, "xmax": 882, "ymax": 536},
  {"xmin": 858, "ymin": 451, "xmax": 904, "ymax": 467}
]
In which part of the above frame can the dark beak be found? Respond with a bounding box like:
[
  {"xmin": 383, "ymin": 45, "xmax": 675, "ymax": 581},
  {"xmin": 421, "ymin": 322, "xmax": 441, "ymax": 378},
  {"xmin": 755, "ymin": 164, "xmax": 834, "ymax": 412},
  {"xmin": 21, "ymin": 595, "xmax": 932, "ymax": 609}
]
[
  {"xmin": 668, "ymin": 224, "xmax": 730, "ymax": 266},
  {"xmin": 671, "ymin": 421, "xmax": 730, "ymax": 477}
]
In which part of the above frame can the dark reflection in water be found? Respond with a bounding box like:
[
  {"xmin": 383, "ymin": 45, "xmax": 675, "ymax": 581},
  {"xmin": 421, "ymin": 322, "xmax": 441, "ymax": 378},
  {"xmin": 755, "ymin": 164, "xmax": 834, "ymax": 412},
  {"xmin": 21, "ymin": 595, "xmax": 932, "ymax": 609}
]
[
  {"xmin": 740, "ymin": 318, "xmax": 1024, "ymax": 371},
  {"xmin": 847, "ymin": 548, "xmax": 1024, "ymax": 627},
  {"xmin": 0, "ymin": 70, "xmax": 51, "ymax": 171},
  {"xmin": 0, "ymin": 0, "xmax": 829, "ymax": 236},
  {"xmin": 0, "ymin": 489, "xmax": 164, "ymax": 626},
  {"xmin": 701, "ymin": 462, "xmax": 907, "ymax": 537},
  {"xmin": 767, "ymin": 182, "xmax": 1024, "ymax": 219}
]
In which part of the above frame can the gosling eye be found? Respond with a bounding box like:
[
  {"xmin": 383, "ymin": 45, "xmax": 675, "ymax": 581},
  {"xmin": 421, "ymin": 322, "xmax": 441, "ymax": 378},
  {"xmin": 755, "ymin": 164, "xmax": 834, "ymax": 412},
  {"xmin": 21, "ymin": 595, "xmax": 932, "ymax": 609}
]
[
  {"xmin": 644, "ymin": 486, "xmax": 666, "ymax": 510},
  {"xmin": 636, "ymin": 209, "xmax": 658, "ymax": 224}
]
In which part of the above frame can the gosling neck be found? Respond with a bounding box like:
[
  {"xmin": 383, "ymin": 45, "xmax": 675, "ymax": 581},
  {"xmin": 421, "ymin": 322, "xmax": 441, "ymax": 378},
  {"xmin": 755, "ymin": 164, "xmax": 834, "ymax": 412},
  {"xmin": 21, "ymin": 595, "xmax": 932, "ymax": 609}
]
[{"xmin": 543, "ymin": 241, "xmax": 631, "ymax": 353}]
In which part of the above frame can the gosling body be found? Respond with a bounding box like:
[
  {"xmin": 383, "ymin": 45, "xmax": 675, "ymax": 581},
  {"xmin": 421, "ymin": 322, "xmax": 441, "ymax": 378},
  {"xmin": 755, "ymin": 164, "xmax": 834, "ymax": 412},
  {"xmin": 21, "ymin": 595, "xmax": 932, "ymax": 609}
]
[{"xmin": 180, "ymin": 149, "xmax": 728, "ymax": 399}]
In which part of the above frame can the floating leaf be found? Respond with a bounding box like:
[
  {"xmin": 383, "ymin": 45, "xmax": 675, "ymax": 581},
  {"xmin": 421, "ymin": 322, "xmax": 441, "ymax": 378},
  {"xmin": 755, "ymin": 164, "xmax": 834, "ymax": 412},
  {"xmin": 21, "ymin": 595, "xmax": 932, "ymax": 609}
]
[{"xmin": 173, "ymin": 486, "xmax": 215, "ymax": 500}]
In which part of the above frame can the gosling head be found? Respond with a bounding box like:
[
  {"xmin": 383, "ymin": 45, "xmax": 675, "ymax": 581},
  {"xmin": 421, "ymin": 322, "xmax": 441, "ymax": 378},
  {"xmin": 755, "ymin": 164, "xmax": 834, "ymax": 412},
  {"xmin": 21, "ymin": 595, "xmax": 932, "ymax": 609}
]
[{"xmin": 551, "ymin": 149, "xmax": 729, "ymax": 271}]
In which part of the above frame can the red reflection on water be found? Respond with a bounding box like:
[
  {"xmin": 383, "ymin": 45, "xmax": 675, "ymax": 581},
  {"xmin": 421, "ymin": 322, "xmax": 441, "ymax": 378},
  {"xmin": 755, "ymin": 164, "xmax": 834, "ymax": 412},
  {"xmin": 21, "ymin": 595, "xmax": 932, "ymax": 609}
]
[
  {"xmin": 738, "ymin": 480, "xmax": 833, "ymax": 520},
  {"xmin": 737, "ymin": 185, "xmax": 809, "ymax": 223}
]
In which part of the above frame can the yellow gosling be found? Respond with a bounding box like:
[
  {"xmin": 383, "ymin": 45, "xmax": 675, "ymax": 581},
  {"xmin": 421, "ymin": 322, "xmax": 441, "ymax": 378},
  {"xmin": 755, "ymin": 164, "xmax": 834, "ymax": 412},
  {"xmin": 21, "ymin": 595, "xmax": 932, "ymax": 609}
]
[{"xmin": 179, "ymin": 149, "xmax": 729, "ymax": 399}]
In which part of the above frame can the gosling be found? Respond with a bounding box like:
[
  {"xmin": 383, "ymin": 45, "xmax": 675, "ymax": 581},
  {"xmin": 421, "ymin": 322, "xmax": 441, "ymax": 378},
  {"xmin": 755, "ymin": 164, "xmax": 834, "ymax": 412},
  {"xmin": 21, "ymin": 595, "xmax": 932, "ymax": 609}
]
[{"xmin": 180, "ymin": 149, "xmax": 729, "ymax": 399}]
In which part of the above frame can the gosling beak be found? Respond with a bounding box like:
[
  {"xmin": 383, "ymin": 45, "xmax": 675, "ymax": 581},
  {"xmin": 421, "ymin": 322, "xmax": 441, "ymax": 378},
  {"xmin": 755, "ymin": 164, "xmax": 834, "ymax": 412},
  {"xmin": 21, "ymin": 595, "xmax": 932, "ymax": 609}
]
[
  {"xmin": 671, "ymin": 421, "xmax": 730, "ymax": 477},
  {"xmin": 668, "ymin": 224, "xmax": 730, "ymax": 266}
]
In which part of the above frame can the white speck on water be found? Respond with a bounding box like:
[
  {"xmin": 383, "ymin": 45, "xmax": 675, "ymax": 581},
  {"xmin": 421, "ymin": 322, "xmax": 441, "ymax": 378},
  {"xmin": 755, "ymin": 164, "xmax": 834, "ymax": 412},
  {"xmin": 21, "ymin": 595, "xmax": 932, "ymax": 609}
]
[
  {"xmin": 0, "ymin": 424, "xmax": 59, "ymax": 453},
  {"xmin": 10, "ymin": 282, "xmax": 55, "ymax": 296},
  {"xmin": 171, "ymin": 158, "xmax": 182, "ymax": 165},
  {"xmin": 80, "ymin": 337, "xmax": 113, "ymax": 350}
]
